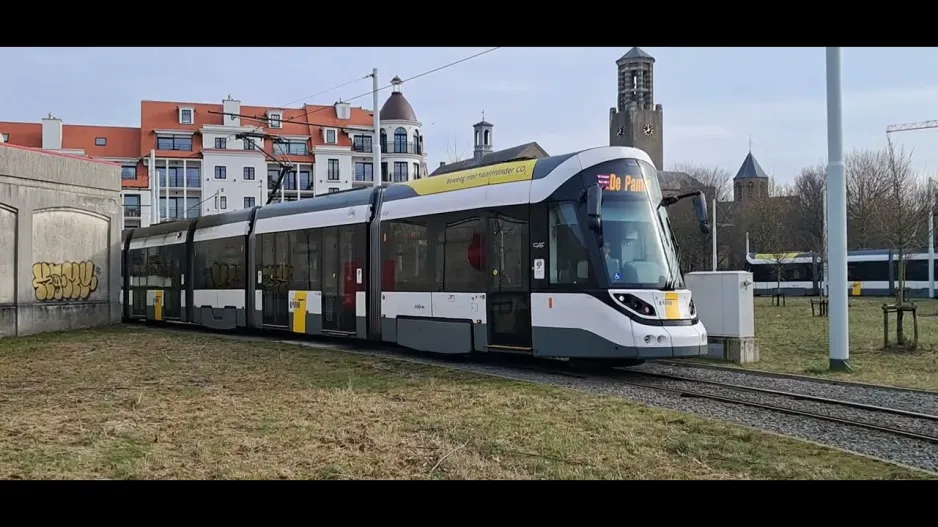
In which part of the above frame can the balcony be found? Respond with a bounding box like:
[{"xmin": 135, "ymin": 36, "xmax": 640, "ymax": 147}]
[
  {"xmin": 380, "ymin": 142, "xmax": 423, "ymax": 155},
  {"xmin": 352, "ymin": 143, "xmax": 373, "ymax": 154},
  {"xmin": 157, "ymin": 167, "xmax": 201, "ymax": 189},
  {"xmin": 124, "ymin": 205, "xmax": 141, "ymax": 218}
]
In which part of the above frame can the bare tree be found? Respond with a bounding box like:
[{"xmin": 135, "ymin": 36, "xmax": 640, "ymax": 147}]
[
  {"xmin": 794, "ymin": 163, "xmax": 827, "ymax": 294},
  {"xmin": 870, "ymin": 138, "xmax": 932, "ymax": 306},
  {"xmin": 846, "ymin": 148, "xmax": 890, "ymax": 249},
  {"xmin": 665, "ymin": 162, "xmax": 733, "ymax": 272},
  {"xmin": 744, "ymin": 182, "xmax": 798, "ymax": 300},
  {"xmin": 444, "ymin": 136, "xmax": 471, "ymax": 164},
  {"xmin": 669, "ymin": 161, "xmax": 732, "ymax": 201}
]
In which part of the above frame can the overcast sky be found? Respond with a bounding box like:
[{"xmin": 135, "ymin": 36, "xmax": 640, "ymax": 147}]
[{"xmin": 2, "ymin": 47, "xmax": 938, "ymax": 182}]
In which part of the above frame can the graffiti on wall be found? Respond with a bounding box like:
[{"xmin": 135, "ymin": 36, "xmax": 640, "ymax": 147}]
[{"xmin": 32, "ymin": 261, "xmax": 101, "ymax": 301}]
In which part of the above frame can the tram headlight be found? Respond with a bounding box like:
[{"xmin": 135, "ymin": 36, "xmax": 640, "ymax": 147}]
[{"xmin": 619, "ymin": 294, "xmax": 656, "ymax": 316}]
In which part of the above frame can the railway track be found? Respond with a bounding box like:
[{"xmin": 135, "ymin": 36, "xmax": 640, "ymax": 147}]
[
  {"xmin": 591, "ymin": 368, "xmax": 938, "ymax": 445},
  {"xmin": 654, "ymin": 359, "xmax": 938, "ymax": 397}
]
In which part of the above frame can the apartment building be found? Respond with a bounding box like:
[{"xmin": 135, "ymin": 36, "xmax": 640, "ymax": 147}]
[{"xmin": 0, "ymin": 75, "xmax": 429, "ymax": 232}]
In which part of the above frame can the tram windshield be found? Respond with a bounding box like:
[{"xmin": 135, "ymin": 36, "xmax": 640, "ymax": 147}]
[
  {"xmin": 599, "ymin": 194, "xmax": 679, "ymax": 289},
  {"xmin": 544, "ymin": 158, "xmax": 685, "ymax": 290},
  {"xmin": 595, "ymin": 158, "xmax": 686, "ymax": 289}
]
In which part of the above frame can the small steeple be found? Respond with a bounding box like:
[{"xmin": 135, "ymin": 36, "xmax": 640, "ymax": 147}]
[{"xmin": 473, "ymin": 115, "xmax": 493, "ymax": 162}]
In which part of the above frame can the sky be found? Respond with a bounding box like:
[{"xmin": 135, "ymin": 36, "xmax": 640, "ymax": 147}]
[{"xmin": 2, "ymin": 46, "xmax": 938, "ymax": 183}]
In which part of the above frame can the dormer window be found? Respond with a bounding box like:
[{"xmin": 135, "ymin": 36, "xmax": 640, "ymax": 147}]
[
  {"xmin": 325, "ymin": 129, "xmax": 337, "ymax": 144},
  {"xmin": 268, "ymin": 112, "xmax": 282, "ymax": 129},
  {"xmin": 95, "ymin": 137, "xmax": 107, "ymax": 146},
  {"xmin": 179, "ymin": 107, "xmax": 194, "ymax": 125}
]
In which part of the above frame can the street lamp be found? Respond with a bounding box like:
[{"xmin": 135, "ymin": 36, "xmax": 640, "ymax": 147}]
[
  {"xmin": 929, "ymin": 177, "xmax": 935, "ymax": 299},
  {"xmin": 711, "ymin": 197, "xmax": 734, "ymax": 271}
]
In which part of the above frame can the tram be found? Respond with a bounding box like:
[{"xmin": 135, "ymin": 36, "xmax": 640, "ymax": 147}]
[{"xmin": 121, "ymin": 146, "xmax": 712, "ymax": 364}]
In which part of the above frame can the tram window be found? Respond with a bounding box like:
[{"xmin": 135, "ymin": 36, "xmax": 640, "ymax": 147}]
[
  {"xmin": 443, "ymin": 217, "xmax": 486, "ymax": 292},
  {"xmin": 897, "ymin": 259, "xmax": 927, "ymax": 281},
  {"xmin": 258, "ymin": 233, "xmax": 292, "ymax": 293},
  {"xmin": 491, "ymin": 213, "xmax": 528, "ymax": 290},
  {"xmin": 193, "ymin": 238, "xmax": 244, "ymax": 289},
  {"xmin": 548, "ymin": 202, "xmax": 590, "ymax": 285},
  {"xmin": 848, "ymin": 261, "xmax": 887, "ymax": 281},
  {"xmin": 387, "ymin": 219, "xmax": 432, "ymax": 291},
  {"xmin": 289, "ymin": 228, "xmax": 320, "ymax": 290}
]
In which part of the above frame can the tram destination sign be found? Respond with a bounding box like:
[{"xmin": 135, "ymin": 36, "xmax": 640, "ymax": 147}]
[{"xmin": 596, "ymin": 173, "xmax": 646, "ymax": 193}]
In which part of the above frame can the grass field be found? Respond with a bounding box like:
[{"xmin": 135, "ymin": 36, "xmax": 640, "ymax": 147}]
[
  {"xmin": 0, "ymin": 325, "xmax": 930, "ymax": 480},
  {"xmin": 707, "ymin": 296, "xmax": 938, "ymax": 391}
]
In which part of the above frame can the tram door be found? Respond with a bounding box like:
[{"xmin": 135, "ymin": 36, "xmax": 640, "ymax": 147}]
[
  {"xmin": 321, "ymin": 226, "xmax": 358, "ymax": 334},
  {"xmin": 261, "ymin": 232, "xmax": 290, "ymax": 327},
  {"xmin": 486, "ymin": 206, "xmax": 532, "ymax": 351}
]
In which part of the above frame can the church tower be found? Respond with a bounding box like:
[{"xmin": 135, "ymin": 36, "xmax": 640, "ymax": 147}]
[
  {"xmin": 732, "ymin": 147, "xmax": 770, "ymax": 202},
  {"xmin": 609, "ymin": 47, "xmax": 664, "ymax": 170}
]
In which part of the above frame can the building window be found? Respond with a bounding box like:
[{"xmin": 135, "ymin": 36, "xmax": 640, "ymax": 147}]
[
  {"xmin": 273, "ymin": 140, "xmax": 308, "ymax": 156},
  {"xmin": 355, "ymin": 162, "xmax": 373, "ymax": 182},
  {"xmin": 393, "ymin": 161, "xmax": 408, "ymax": 182},
  {"xmin": 1, "ymin": 134, "xmax": 8, "ymax": 142},
  {"xmin": 268, "ymin": 112, "xmax": 282, "ymax": 128},
  {"xmin": 328, "ymin": 188, "xmax": 339, "ymax": 193},
  {"xmin": 381, "ymin": 162, "xmax": 388, "ymax": 182},
  {"xmin": 214, "ymin": 166, "xmax": 226, "ymax": 179},
  {"xmin": 282, "ymin": 170, "xmax": 297, "ymax": 191},
  {"xmin": 215, "ymin": 195, "xmax": 228, "ymax": 210},
  {"xmin": 413, "ymin": 162, "xmax": 420, "ymax": 179},
  {"xmin": 327, "ymin": 159, "xmax": 339, "ymax": 181},
  {"xmin": 244, "ymin": 197, "xmax": 255, "ymax": 209},
  {"xmin": 326, "ymin": 129, "xmax": 336, "ymax": 144},
  {"xmin": 244, "ymin": 138, "xmax": 255, "ymax": 150},
  {"xmin": 156, "ymin": 135, "xmax": 193, "ymax": 151},
  {"xmin": 243, "ymin": 167, "xmax": 255, "ymax": 180},
  {"xmin": 94, "ymin": 137, "xmax": 107, "ymax": 146},
  {"xmin": 300, "ymin": 169, "xmax": 311, "ymax": 190},
  {"xmin": 123, "ymin": 194, "xmax": 141, "ymax": 218},
  {"xmin": 180, "ymin": 108, "xmax": 193, "ymax": 124},
  {"xmin": 185, "ymin": 166, "xmax": 201, "ymax": 188},
  {"xmin": 215, "ymin": 137, "xmax": 227, "ymax": 149},
  {"xmin": 353, "ymin": 135, "xmax": 372, "ymax": 153},
  {"xmin": 394, "ymin": 127, "xmax": 407, "ymax": 153},
  {"xmin": 121, "ymin": 165, "xmax": 137, "ymax": 180},
  {"xmin": 380, "ymin": 130, "xmax": 387, "ymax": 152},
  {"xmin": 414, "ymin": 131, "xmax": 422, "ymax": 154}
]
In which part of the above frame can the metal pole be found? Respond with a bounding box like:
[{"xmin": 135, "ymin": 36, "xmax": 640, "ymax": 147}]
[
  {"xmin": 826, "ymin": 47, "xmax": 850, "ymax": 372},
  {"xmin": 929, "ymin": 178, "xmax": 935, "ymax": 299},
  {"xmin": 149, "ymin": 149, "xmax": 157, "ymax": 224},
  {"xmin": 823, "ymin": 188, "xmax": 829, "ymax": 296},
  {"xmin": 711, "ymin": 197, "xmax": 717, "ymax": 271},
  {"xmin": 164, "ymin": 160, "xmax": 169, "ymax": 221},
  {"xmin": 372, "ymin": 68, "xmax": 381, "ymax": 188}
]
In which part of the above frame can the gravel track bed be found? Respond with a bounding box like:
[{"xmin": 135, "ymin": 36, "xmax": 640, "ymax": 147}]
[
  {"xmin": 616, "ymin": 374, "xmax": 938, "ymax": 439},
  {"xmin": 634, "ymin": 362, "xmax": 938, "ymax": 417},
  {"xmin": 279, "ymin": 340, "xmax": 938, "ymax": 474}
]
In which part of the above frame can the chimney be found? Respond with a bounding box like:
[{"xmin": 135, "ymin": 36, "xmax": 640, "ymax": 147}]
[
  {"xmin": 335, "ymin": 101, "xmax": 351, "ymax": 120},
  {"xmin": 223, "ymin": 95, "xmax": 240, "ymax": 127},
  {"xmin": 41, "ymin": 112, "xmax": 62, "ymax": 150}
]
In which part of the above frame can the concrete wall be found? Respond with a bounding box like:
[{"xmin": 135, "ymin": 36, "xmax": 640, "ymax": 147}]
[{"xmin": 0, "ymin": 144, "xmax": 122, "ymax": 337}]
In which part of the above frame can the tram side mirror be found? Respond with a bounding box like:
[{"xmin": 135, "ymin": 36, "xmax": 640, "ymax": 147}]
[
  {"xmin": 692, "ymin": 191, "xmax": 711, "ymax": 235},
  {"xmin": 585, "ymin": 183, "xmax": 603, "ymax": 241}
]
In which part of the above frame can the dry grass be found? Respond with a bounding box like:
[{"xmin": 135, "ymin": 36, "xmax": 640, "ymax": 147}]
[
  {"xmin": 702, "ymin": 296, "xmax": 938, "ymax": 391},
  {"xmin": 0, "ymin": 325, "xmax": 929, "ymax": 480}
]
